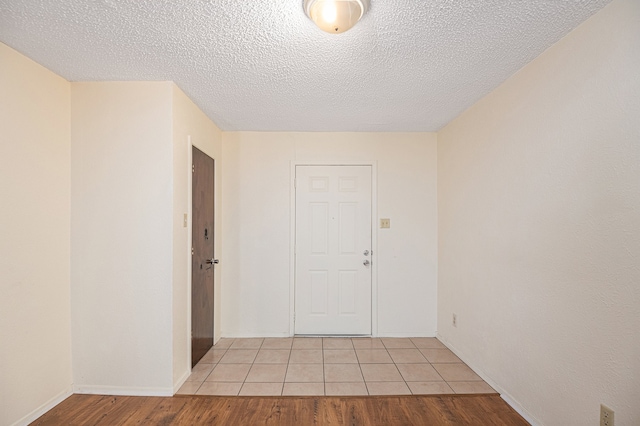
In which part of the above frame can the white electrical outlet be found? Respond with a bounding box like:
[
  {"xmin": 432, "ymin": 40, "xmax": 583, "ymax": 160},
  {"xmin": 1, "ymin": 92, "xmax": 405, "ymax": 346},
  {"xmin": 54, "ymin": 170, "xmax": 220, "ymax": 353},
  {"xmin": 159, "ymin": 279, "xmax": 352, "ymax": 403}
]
[
  {"xmin": 452, "ymin": 313, "xmax": 457, "ymax": 327},
  {"xmin": 600, "ymin": 404, "xmax": 614, "ymax": 426}
]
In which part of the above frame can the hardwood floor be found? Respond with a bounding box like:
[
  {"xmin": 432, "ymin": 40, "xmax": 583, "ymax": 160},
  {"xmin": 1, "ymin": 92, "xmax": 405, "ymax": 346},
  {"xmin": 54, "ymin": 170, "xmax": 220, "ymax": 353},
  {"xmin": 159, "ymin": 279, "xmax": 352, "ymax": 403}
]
[{"xmin": 32, "ymin": 394, "xmax": 529, "ymax": 425}]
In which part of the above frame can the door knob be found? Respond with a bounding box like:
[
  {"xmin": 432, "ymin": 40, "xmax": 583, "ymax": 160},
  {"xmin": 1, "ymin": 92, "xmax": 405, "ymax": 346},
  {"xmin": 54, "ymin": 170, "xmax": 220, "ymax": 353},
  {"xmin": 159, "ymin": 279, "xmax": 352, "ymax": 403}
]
[
  {"xmin": 205, "ymin": 258, "xmax": 219, "ymax": 265},
  {"xmin": 363, "ymin": 250, "xmax": 370, "ymax": 256},
  {"xmin": 363, "ymin": 259, "xmax": 370, "ymax": 266}
]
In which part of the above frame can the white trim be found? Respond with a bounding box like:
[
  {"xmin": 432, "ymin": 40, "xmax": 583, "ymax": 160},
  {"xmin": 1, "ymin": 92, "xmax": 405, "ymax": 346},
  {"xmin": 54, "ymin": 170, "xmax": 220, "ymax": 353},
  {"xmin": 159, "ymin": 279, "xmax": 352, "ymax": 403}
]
[
  {"xmin": 289, "ymin": 161, "xmax": 379, "ymax": 337},
  {"xmin": 289, "ymin": 162, "xmax": 296, "ymax": 336},
  {"xmin": 377, "ymin": 332, "xmax": 437, "ymax": 338},
  {"xmin": 73, "ymin": 385, "xmax": 173, "ymax": 397},
  {"xmin": 186, "ymin": 135, "xmax": 193, "ymax": 378},
  {"xmin": 221, "ymin": 332, "xmax": 291, "ymax": 338},
  {"xmin": 173, "ymin": 370, "xmax": 190, "ymax": 395},
  {"xmin": 370, "ymin": 162, "xmax": 378, "ymax": 337},
  {"xmin": 10, "ymin": 386, "xmax": 73, "ymax": 426},
  {"xmin": 436, "ymin": 333, "xmax": 541, "ymax": 426},
  {"xmin": 500, "ymin": 393, "xmax": 540, "ymax": 426}
]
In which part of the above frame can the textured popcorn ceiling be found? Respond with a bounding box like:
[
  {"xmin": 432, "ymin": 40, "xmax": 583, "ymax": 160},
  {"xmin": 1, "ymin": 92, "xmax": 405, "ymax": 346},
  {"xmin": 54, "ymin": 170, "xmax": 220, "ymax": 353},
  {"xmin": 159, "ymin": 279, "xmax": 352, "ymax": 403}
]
[{"xmin": 0, "ymin": 0, "xmax": 611, "ymax": 131}]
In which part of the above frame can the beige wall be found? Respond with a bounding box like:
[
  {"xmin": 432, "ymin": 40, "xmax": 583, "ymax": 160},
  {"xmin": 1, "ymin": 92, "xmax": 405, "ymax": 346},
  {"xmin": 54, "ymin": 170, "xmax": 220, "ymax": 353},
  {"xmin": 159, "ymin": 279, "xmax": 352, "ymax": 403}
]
[
  {"xmin": 437, "ymin": 0, "xmax": 640, "ymax": 424},
  {"xmin": 221, "ymin": 132, "xmax": 438, "ymax": 337},
  {"xmin": 1, "ymin": 45, "xmax": 223, "ymax": 419},
  {"xmin": 0, "ymin": 43, "xmax": 72, "ymax": 425},
  {"xmin": 171, "ymin": 85, "xmax": 222, "ymax": 390},
  {"xmin": 4, "ymin": 1, "xmax": 639, "ymax": 423},
  {"xmin": 71, "ymin": 82, "xmax": 175, "ymax": 395}
]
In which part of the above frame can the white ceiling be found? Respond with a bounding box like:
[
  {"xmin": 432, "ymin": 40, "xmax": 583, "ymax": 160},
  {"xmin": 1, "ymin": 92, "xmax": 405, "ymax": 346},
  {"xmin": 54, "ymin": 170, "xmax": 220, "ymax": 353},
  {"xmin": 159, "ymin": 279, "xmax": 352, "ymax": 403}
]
[{"xmin": 0, "ymin": 0, "xmax": 610, "ymax": 132}]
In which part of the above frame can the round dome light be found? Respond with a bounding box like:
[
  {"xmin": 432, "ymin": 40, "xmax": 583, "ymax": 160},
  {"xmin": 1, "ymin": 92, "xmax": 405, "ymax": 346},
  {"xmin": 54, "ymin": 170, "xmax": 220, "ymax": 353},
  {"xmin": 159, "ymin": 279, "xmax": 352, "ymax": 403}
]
[{"xmin": 304, "ymin": 0, "xmax": 370, "ymax": 34}]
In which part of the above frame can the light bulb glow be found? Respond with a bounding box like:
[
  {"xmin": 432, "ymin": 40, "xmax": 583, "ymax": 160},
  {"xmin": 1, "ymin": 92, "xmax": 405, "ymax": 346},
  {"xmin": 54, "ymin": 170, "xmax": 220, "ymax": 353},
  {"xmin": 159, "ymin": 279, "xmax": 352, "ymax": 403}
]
[
  {"xmin": 304, "ymin": 0, "xmax": 370, "ymax": 34},
  {"xmin": 322, "ymin": 1, "xmax": 337, "ymax": 23}
]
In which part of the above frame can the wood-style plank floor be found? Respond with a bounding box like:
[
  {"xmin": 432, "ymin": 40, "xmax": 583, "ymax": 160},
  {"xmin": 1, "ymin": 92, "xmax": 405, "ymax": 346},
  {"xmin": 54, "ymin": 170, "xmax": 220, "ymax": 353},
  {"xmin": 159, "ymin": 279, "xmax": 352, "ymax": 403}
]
[{"xmin": 32, "ymin": 394, "xmax": 529, "ymax": 425}]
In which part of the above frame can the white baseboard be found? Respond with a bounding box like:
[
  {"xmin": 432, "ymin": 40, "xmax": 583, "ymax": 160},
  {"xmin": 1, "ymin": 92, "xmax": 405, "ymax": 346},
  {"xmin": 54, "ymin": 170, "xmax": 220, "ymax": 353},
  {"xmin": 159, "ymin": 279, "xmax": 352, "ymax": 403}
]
[
  {"xmin": 436, "ymin": 333, "xmax": 541, "ymax": 426},
  {"xmin": 11, "ymin": 386, "xmax": 73, "ymax": 426},
  {"xmin": 220, "ymin": 332, "xmax": 291, "ymax": 338},
  {"xmin": 221, "ymin": 332, "xmax": 438, "ymax": 338},
  {"xmin": 173, "ymin": 370, "xmax": 190, "ymax": 394},
  {"xmin": 376, "ymin": 332, "xmax": 437, "ymax": 338},
  {"xmin": 73, "ymin": 384, "xmax": 173, "ymax": 397},
  {"xmin": 500, "ymin": 392, "xmax": 540, "ymax": 426}
]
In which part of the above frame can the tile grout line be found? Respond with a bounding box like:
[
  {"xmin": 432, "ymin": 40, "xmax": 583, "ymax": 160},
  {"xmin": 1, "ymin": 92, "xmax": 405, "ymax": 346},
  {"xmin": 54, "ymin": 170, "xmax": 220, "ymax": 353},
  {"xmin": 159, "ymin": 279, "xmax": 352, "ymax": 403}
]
[
  {"xmin": 243, "ymin": 338, "xmax": 264, "ymax": 395},
  {"xmin": 357, "ymin": 339, "xmax": 371, "ymax": 395},
  {"xmin": 282, "ymin": 340, "xmax": 293, "ymax": 395},
  {"xmin": 191, "ymin": 338, "xmax": 487, "ymax": 397}
]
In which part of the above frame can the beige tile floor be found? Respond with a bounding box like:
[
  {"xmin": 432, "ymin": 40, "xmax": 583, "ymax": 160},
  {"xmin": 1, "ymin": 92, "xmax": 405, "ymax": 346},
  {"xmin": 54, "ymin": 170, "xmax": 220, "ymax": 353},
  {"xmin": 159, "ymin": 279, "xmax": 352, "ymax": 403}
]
[{"xmin": 176, "ymin": 337, "xmax": 496, "ymax": 396}]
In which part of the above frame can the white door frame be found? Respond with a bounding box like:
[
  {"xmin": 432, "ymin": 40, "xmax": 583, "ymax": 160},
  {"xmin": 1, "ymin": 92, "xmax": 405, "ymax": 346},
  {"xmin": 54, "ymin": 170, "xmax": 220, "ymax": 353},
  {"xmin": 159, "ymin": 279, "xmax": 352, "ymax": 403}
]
[{"xmin": 289, "ymin": 161, "xmax": 378, "ymax": 337}]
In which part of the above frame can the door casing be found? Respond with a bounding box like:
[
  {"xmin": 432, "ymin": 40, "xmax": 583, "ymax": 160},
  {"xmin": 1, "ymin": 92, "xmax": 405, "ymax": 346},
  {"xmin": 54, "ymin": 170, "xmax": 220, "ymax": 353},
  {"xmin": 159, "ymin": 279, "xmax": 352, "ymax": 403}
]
[{"xmin": 290, "ymin": 161, "xmax": 378, "ymax": 336}]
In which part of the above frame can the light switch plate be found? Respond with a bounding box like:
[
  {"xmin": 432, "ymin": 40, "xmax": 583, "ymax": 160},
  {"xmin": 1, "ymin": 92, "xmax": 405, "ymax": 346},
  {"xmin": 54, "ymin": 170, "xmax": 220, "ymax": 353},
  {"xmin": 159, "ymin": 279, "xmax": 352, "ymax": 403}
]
[{"xmin": 380, "ymin": 218, "xmax": 390, "ymax": 229}]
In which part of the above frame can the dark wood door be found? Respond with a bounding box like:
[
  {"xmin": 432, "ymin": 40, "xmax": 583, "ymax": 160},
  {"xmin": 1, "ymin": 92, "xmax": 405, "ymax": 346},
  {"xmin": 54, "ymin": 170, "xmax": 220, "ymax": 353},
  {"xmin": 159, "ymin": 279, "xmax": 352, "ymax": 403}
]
[{"xmin": 191, "ymin": 147, "xmax": 215, "ymax": 367}]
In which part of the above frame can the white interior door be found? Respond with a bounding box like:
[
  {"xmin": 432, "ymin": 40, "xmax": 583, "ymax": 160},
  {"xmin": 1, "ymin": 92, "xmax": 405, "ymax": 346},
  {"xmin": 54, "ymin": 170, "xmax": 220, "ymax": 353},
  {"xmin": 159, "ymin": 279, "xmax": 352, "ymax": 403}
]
[{"xmin": 295, "ymin": 165, "xmax": 372, "ymax": 335}]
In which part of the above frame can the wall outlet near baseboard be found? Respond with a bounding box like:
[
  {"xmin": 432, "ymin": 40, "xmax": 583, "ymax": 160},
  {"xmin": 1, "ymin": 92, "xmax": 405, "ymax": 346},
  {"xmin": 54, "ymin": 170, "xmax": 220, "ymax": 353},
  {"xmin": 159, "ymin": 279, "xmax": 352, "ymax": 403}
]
[
  {"xmin": 452, "ymin": 313, "xmax": 457, "ymax": 327},
  {"xmin": 600, "ymin": 404, "xmax": 614, "ymax": 426}
]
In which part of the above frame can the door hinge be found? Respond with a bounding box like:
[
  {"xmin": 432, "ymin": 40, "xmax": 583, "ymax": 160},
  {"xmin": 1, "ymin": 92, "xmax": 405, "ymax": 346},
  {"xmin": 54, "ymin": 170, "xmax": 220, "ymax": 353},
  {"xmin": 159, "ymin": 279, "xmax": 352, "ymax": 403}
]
[
  {"xmin": 192, "ymin": 164, "xmax": 195, "ymax": 173},
  {"xmin": 191, "ymin": 247, "xmax": 194, "ymax": 255}
]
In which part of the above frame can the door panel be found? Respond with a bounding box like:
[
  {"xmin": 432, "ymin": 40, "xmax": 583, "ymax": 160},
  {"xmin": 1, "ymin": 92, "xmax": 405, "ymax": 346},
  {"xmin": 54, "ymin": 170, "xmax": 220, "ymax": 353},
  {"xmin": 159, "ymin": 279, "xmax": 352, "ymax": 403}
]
[
  {"xmin": 191, "ymin": 147, "xmax": 214, "ymax": 367},
  {"xmin": 295, "ymin": 165, "xmax": 372, "ymax": 335}
]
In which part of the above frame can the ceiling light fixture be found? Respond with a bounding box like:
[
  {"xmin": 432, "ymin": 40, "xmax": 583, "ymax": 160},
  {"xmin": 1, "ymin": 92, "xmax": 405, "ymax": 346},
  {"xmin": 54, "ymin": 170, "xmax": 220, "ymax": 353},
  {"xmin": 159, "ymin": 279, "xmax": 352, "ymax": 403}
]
[{"xmin": 304, "ymin": 0, "xmax": 370, "ymax": 34}]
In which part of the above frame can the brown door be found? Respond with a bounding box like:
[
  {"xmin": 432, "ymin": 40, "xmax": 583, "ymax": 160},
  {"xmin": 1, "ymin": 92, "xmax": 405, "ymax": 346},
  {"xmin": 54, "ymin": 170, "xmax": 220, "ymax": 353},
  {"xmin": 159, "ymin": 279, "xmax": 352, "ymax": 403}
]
[{"xmin": 191, "ymin": 147, "xmax": 215, "ymax": 367}]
